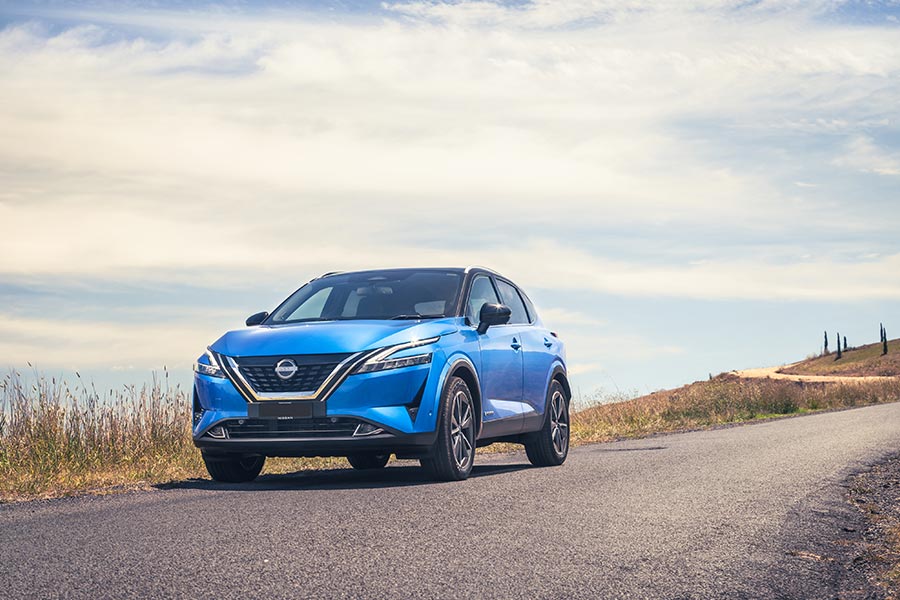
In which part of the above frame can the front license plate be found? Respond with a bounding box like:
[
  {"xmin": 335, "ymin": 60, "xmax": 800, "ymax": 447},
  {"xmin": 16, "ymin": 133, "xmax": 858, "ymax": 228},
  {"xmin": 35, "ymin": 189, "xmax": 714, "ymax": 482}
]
[{"xmin": 249, "ymin": 402, "xmax": 313, "ymax": 419}]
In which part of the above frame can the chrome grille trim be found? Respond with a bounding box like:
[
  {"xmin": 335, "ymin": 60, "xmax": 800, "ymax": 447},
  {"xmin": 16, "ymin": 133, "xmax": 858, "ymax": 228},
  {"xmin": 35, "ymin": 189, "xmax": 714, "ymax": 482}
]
[{"xmin": 215, "ymin": 348, "xmax": 381, "ymax": 403}]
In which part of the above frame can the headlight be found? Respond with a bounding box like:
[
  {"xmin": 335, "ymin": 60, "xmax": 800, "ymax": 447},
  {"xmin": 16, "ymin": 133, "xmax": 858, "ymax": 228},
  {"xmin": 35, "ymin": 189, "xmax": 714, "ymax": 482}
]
[
  {"xmin": 353, "ymin": 336, "xmax": 439, "ymax": 375},
  {"xmin": 355, "ymin": 352, "xmax": 432, "ymax": 374},
  {"xmin": 193, "ymin": 351, "xmax": 226, "ymax": 378}
]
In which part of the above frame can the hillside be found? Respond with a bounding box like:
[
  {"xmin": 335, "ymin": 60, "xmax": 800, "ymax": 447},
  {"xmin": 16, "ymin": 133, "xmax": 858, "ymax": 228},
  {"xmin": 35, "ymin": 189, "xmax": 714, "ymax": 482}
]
[
  {"xmin": 572, "ymin": 338, "xmax": 900, "ymax": 445},
  {"xmin": 779, "ymin": 338, "xmax": 900, "ymax": 378}
]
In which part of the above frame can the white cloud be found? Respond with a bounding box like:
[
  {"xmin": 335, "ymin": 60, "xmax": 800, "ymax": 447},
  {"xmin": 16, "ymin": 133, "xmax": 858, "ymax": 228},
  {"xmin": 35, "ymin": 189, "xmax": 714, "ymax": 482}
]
[
  {"xmin": 834, "ymin": 135, "xmax": 900, "ymax": 176},
  {"xmin": 497, "ymin": 241, "xmax": 900, "ymax": 301},
  {"xmin": 385, "ymin": 0, "xmax": 845, "ymax": 28},
  {"xmin": 0, "ymin": 312, "xmax": 227, "ymax": 368},
  {"xmin": 0, "ymin": 1, "xmax": 898, "ymax": 306}
]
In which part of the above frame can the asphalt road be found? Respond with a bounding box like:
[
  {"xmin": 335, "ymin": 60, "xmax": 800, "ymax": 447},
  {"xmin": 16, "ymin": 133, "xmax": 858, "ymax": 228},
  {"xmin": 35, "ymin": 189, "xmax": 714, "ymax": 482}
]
[{"xmin": 3, "ymin": 403, "xmax": 900, "ymax": 599}]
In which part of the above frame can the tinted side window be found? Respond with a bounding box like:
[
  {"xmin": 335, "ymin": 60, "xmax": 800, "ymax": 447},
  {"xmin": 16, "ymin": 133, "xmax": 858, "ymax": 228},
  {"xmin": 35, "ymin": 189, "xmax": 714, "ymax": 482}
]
[
  {"xmin": 520, "ymin": 292, "xmax": 538, "ymax": 323},
  {"xmin": 467, "ymin": 275, "xmax": 500, "ymax": 324},
  {"xmin": 495, "ymin": 279, "xmax": 529, "ymax": 325}
]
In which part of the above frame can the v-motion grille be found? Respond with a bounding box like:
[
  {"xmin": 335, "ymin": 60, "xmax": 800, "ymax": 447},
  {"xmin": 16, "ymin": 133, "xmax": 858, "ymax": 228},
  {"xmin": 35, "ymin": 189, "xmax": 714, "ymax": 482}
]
[{"xmin": 232, "ymin": 354, "xmax": 352, "ymax": 394}]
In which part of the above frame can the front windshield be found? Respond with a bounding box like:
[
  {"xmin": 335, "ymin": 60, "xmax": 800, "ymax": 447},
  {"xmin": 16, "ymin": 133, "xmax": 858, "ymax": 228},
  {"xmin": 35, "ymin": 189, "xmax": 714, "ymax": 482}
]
[{"xmin": 268, "ymin": 270, "xmax": 463, "ymax": 324}]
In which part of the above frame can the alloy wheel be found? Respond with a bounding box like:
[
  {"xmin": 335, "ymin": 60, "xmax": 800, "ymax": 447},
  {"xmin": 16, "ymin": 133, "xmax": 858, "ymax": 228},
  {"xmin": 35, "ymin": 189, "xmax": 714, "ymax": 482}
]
[
  {"xmin": 550, "ymin": 390, "xmax": 569, "ymax": 456},
  {"xmin": 449, "ymin": 389, "xmax": 475, "ymax": 470}
]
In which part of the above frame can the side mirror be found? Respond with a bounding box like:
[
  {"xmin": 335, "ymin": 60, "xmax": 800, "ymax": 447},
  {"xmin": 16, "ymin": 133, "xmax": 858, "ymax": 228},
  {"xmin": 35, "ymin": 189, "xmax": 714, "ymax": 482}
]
[
  {"xmin": 477, "ymin": 303, "xmax": 511, "ymax": 334},
  {"xmin": 245, "ymin": 311, "xmax": 269, "ymax": 327}
]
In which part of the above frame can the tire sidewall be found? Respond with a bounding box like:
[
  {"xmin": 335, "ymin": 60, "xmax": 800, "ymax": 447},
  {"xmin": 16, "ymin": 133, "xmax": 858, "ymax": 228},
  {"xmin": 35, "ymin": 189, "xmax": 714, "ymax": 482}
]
[
  {"xmin": 545, "ymin": 380, "xmax": 569, "ymax": 460},
  {"xmin": 435, "ymin": 376, "xmax": 476, "ymax": 479},
  {"xmin": 544, "ymin": 379, "xmax": 572, "ymax": 461}
]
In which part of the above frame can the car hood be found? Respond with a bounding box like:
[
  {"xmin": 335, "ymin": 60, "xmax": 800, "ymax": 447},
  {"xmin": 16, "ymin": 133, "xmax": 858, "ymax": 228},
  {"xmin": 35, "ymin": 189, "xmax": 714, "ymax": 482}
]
[{"xmin": 209, "ymin": 318, "xmax": 461, "ymax": 357}]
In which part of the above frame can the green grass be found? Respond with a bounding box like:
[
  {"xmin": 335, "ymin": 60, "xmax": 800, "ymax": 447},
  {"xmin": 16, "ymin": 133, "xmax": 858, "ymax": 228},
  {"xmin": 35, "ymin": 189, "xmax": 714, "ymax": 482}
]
[
  {"xmin": 780, "ymin": 338, "xmax": 900, "ymax": 377},
  {"xmin": 2, "ymin": 369, "xmax": 899, "ymax": 502}
]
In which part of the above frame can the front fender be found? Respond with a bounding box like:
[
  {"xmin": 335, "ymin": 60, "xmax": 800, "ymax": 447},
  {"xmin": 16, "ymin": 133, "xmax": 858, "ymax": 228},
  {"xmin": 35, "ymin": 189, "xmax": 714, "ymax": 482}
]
[{"xmin": 441, "ymin": 353, "xmax": 484, "ymax": 430}]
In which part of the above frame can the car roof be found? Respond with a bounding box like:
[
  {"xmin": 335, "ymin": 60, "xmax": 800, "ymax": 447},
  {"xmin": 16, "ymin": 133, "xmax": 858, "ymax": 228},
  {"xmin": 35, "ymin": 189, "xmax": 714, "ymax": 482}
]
[{"xmin": 317, "ymin": 266, "xmax": 502, "ymax": 279}]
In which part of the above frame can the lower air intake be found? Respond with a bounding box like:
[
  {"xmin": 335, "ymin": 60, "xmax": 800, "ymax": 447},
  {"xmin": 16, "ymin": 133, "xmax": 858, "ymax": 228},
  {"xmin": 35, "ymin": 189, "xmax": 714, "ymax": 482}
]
[{"xmin": 222, "ymin": 418, "xmax": 363, "ymax": 439}]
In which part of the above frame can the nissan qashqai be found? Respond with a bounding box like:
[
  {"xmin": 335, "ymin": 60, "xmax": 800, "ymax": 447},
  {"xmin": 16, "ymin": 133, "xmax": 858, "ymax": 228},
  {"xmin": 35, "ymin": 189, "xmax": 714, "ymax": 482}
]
[{"xmin": 192, "ymin": 267, "xmax": 570, "ymax": 482}]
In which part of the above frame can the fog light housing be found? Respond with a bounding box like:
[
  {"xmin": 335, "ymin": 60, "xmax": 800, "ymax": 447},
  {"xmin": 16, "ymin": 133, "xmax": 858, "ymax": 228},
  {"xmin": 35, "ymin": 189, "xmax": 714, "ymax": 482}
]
[
  {"xmin": 207, "ymin": 425, "xmax": 227, "ymax": 439},
  {"xmin": 353, "ymin": 423, "xmax": 384, "ymax": 437}
]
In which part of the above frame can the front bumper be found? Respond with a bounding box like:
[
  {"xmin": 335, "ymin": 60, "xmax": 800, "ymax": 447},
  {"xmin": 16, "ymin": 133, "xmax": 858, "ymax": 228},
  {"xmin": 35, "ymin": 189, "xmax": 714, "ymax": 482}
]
[{"xmin": 192, "ymin": 357, "xmax": 442, "ymax": 457}]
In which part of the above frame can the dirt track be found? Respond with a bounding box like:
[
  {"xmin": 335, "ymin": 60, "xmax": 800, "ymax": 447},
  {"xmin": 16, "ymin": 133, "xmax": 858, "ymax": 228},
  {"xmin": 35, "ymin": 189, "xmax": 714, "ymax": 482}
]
[{"xmin": 733, "ymin": 364, "xmax": 896, "ymax": 383}]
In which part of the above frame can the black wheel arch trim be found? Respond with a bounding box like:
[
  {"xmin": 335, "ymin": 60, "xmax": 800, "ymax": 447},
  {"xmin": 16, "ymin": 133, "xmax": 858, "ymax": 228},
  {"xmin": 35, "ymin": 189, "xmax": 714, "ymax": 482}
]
[
  {"xmin": 549, "ymin": 366, "xmax": 572, "ymax": 404},
  {"xmin": 442, "ymin": 357, "xmax": 483, "ymax": 438}
]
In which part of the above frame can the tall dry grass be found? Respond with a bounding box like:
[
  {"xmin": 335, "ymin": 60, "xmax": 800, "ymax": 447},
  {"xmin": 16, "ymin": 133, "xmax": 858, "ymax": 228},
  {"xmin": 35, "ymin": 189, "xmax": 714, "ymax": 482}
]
[
  {"xmin": 0, "ymin": 370, "xmax": 347, "ymax": 501},
  {"xmin": 572, "ymin": 374, "xmax": 900, "ymax": 444},
  {"xmin": 0, "ymin": 370, "xmax": 201, "ymax": 500}
]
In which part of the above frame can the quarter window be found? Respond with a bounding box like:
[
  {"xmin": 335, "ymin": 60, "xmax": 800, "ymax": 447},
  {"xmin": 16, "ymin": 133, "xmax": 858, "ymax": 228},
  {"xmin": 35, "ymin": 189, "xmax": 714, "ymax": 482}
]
[
  {"xmin": 495, "ymin": 279, "xmax": 530, "ymax": 325},
  {"xmin": 467, "ymin": 275, "xmax": 500, "ymax": 324},
  {"xmin": 520, "ymin": 292, "xmax": 538, "ymax": 323}
]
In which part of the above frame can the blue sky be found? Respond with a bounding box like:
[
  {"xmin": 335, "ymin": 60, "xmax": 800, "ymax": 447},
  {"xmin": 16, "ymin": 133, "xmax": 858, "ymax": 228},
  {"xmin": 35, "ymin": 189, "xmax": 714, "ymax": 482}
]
[{"xmin": 1, "ymin": 0, "xmax": 898, "ymax": 399}]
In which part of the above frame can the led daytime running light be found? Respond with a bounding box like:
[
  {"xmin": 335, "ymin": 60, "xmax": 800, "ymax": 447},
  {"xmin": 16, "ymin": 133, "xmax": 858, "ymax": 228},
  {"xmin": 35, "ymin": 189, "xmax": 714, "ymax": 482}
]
[
  {"xmin": 356, "ymin": 353, "xmax": 432, "ymax": 374},
  {"xmin": 354, "ymin": 336, "xmax": 440, "ymax": 374}
]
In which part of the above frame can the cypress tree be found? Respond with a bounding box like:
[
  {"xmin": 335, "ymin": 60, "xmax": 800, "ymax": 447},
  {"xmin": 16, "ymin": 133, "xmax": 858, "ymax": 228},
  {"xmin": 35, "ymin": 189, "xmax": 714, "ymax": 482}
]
[
  {"xmin": 836, "ymin": 333, "xmax": 842, "ymax": 359},
  {"xmin": 843, "ymin": 336, "xmax": 848, "ymax": 351},
  {"xmin": 824, "ymin": 330, "xmax": 829, "ymax": 354}
]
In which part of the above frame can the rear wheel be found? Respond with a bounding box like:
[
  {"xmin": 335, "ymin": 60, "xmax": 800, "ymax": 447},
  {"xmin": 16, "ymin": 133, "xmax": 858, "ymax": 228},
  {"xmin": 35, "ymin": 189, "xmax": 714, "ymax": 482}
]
[
  {"xmin": 420, "ymin": 376, "xmax": 476, "ymax": 481},
  {"xmin": 202, "ymin": 453, "xmax": 266, "ymax": 483},
  {"xmin": 347, "ymin": 453, "xmax": 390, "ymax": 470},
  {"xmin": 524, "ymin": 380, "xmax": 569, "ymax": 467}
]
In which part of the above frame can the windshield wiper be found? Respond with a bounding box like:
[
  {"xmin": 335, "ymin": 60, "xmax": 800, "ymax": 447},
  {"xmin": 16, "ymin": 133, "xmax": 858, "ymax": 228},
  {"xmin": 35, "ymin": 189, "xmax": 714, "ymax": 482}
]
[
  {"xmin": 277, "ymin": 317, "xmax": 337, "ymax": 324},
  {"xmin": 390, "ymin": 314, "xmax": 444, "ymax": 320}
]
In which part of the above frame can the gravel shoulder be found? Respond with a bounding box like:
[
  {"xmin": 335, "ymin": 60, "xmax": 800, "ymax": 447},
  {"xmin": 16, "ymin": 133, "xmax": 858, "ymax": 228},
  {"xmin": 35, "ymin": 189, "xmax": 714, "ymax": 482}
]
[{"xmin": 845, "ymin": 451, "xmax": 900, "ymax": 598}]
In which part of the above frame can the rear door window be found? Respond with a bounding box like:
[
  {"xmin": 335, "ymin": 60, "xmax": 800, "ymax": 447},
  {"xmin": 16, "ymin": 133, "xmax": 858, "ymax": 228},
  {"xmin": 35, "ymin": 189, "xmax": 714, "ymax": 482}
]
[{"xmin": 495, "ymin": 279, "xmax": 530, "ymax": 325}]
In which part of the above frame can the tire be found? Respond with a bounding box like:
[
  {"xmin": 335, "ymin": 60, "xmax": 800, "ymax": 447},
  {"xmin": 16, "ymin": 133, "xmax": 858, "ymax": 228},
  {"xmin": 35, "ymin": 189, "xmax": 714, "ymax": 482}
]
[
  {"xmin": 420, "ymin": 376, "xmax": 476, "ymax": 481},
  {"xmin": 347, "ymin": 453, "xmax": 390, "ymax": 470},
  {"xmin": 202, "ymin": 453, "xmax": 266, "ymax": 483},
  {"xmin": 524, "ymin": 380, "xmax": 569, "ymax": 467}
]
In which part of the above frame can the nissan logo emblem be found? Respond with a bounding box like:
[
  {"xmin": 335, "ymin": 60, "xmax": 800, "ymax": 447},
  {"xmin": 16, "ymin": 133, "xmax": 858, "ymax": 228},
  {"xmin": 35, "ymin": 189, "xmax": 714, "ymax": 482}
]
[{"xmin": 274, "ymin": 359, "xmax": 299, "ymax": 380}]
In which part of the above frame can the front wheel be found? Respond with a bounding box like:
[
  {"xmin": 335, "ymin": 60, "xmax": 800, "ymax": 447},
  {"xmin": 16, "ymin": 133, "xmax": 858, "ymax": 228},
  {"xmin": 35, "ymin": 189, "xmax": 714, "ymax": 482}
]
[
  {"xmin": 524, "ymin": 380, "xmax": 569, "ymax": 467},
  {"xmin": 347, "ymin": 453, "xmax": 390, "ymax": 470},
  {"xmin": 420, "ymin": 376, "xmax": 476, "ymax": 481},
  {"xmin": 202, "ymin": 453, "xmax": 266, "ymax": 483}
]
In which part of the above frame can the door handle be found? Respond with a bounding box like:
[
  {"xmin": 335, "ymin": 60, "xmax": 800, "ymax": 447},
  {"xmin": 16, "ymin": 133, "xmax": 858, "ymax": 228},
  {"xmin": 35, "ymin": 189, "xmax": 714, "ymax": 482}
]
[
  {"xmin": 543, "ymin": 337, "xmax": 553, "ymax": 348},
  {"xmin": 510, "ymin": 338, "xmax": 522, "ymax": 351}
]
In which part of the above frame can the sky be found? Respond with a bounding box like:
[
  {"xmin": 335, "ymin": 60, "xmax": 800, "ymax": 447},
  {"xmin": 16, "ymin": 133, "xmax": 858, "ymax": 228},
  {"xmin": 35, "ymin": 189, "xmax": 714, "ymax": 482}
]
[{"xmin": 1, "ymin": 0, "xmax": 899, "ymax": 399}]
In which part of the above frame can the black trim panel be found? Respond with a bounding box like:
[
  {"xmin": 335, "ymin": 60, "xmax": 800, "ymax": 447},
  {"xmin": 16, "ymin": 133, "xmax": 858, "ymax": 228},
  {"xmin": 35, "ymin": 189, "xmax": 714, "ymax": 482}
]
[
  {"xmin": 194, "ymin": 431, "xmax": 438, "ymax": 458},
  {"xmin": 480, "ymin": 415, "xmax": 523, "ymax": 438}
]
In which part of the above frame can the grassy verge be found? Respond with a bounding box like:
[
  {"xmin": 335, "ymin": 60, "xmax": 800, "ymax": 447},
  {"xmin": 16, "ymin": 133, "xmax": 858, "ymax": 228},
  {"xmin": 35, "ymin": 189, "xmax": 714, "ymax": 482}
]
[
  {"xmin": 571, "ymin": 374, "xmax": 900, "ymax": 444},
  {"xmin": 2, "ymin": 371, "xmax": 899, "ymax": 502}
]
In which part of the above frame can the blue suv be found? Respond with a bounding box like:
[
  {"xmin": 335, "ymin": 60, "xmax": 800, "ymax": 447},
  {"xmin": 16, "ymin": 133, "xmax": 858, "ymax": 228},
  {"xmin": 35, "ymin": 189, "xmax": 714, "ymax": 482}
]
[{"xmin": 192, "ymin": 267, "xmax": 570, "ymax": 482}]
